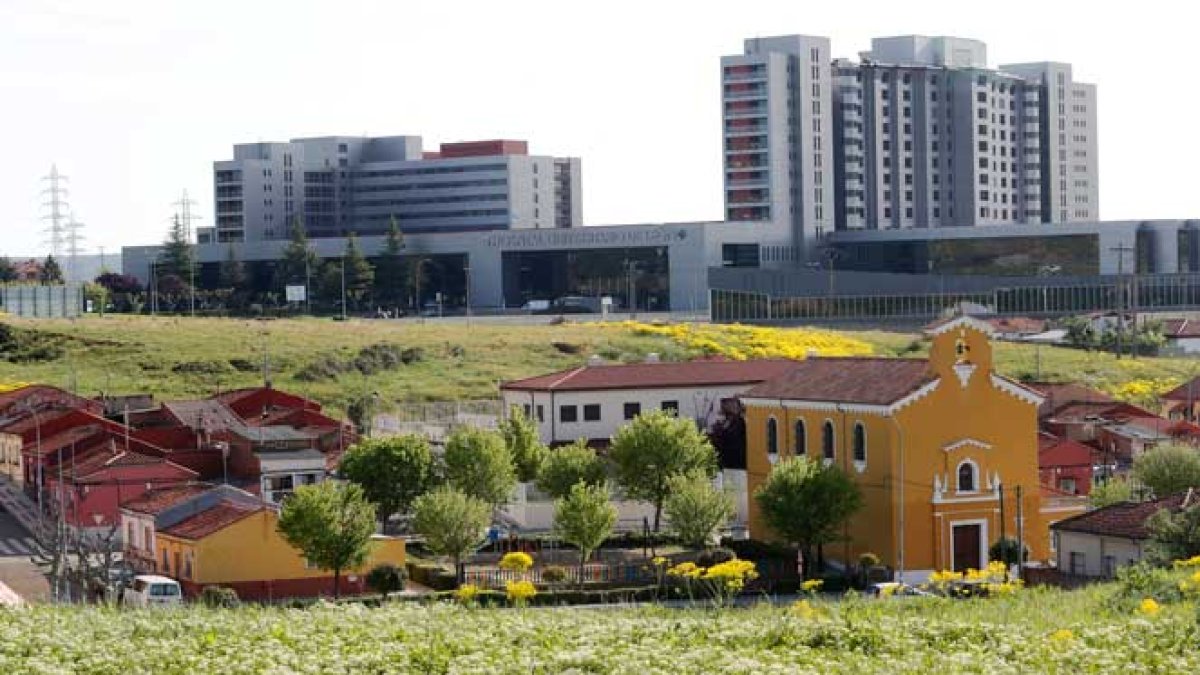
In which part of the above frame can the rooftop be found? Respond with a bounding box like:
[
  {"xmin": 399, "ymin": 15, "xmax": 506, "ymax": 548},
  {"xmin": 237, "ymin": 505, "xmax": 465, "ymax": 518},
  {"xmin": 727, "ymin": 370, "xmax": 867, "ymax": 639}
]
[
  {"xmin": 159, "ymin": 500, "xmax": 263, "ymax": 540},
  {"xmin": 1051, "ymin": 491, "xmax": 1196, "ymax": 540},
  {"xmin": 742, "ymin": 357, "xmax": 933, "ymax": 406},
  {"xmin": 120, "ymin": 484, "xmax": 213, "ymax": 516},
  {"xmin": 501, "ymin": 358, "xmax": 803, "ymax": 392}
]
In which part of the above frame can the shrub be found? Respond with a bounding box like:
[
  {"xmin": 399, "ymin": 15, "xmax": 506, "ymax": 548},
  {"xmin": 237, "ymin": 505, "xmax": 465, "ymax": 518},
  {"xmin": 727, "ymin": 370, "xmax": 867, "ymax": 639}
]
[
  {"xmin": 227, "ymin": 358, "xmax": 258, "ymax": 372},
  {"xmin": 1111, "ymin": 562, "xmax": 1185, "ymax": 608},
  {"xmin": 696, "ymin": 547, "xmax": 737, "ymax": 568},
  {"xmin": 989, "ymin": 538, "xmax": 1029, "ymax": 566},
  {"xmin": 499, "ymin": 552, "xmax": 534, "ymax": 574},
  {"xmin": 400, "ymin": 347, "xmax": 424, "ymax": 364},
  {"xmin": 199, "ymin": 586, "xmax": 240, "ymax": 608},
  {"xmin": 858, "ymin": 552, "xmax": 881, "ymax": 568},
  {"xmin": 506, "ymin": 580, "xmax": 538, "ymax": 606},
  {"xmin": 171, "ymin": 360, "xmax": 233, "ymax": 375},
  {"xmin": 541, "ymin": 566, "xmax": 568, "ymax": 584},
  {"xmin": 405, "ymin": 561, "xmax": 457, "ymax": 591},
  {"xmin": 366, "ymin": 563, "xmax": 407, "ymax": 597}
]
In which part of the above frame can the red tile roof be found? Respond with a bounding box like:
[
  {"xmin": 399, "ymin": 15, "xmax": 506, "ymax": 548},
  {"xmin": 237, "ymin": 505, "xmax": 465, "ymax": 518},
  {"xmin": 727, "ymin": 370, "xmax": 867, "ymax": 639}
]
[
  {"xmin": 985, "ymin": 317, "xmax": 1047, "ymax": 334},
  {"xmin": 1047, "ymin": 401, "xmax": 1157, "ymax": 424},
  {"xmin": 66, "ymin": 447, "xmax": 197, "ymax": 481},
  {"xmin": 159, "ymin": 501, "xmax": 262, "ymax": 540},
  {"xmin": 1027, "ymin": 382, "xmax": 1113, "ymax": 418},
  {"xmin": 1038, "ymin": 433, "xmax": 1094, "ymax": 468},
  {"xmin": 501, "ymin": 359, "xmax": 803, "ymax": 392},
  {"xmin": 1162, "ymin": 377, "xmax": 1200, "ymax": 402},
  {"xmin": 1163, "ymin": 319, "xmax": 1200, "ymax": 339},
  {"xmin": 1051, "ymin": 491, "xmax": 1197, "ymax": 539},
  {"xmin": 120, "ymin": 484, "xmax": 213, "ymax": 515},
  {"xmin": 742, "ymin": 357, "xmax": 933, "ymax": 405}
]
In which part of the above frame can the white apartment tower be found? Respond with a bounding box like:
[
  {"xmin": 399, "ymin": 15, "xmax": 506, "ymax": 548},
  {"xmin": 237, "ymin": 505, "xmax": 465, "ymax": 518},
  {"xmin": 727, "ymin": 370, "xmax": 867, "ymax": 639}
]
[{"xmin": 720, "ymin": 36, "xmax": 835, "ymax": 261}]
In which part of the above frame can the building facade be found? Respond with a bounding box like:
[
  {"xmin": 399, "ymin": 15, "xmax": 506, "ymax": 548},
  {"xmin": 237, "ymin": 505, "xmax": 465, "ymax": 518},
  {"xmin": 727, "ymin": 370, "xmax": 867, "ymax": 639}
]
[
  {"xmin": 209, "ymin": 136, "xmax": 581, "ymax": 243},
  {"xmin": 741, "ymin": 316, "xmax": 1055, "ymax": 580}
]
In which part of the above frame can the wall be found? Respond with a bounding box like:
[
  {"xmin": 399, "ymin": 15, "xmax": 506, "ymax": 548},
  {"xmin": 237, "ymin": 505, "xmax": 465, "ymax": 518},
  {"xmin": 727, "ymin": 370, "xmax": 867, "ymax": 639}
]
[
  {"xmin": 1054, "ymin": 531, "xmax": 1143, "ymax": 577},
  {"xmin": 53, "ymin": 462, "xmax": 196, "ymax": 528}
]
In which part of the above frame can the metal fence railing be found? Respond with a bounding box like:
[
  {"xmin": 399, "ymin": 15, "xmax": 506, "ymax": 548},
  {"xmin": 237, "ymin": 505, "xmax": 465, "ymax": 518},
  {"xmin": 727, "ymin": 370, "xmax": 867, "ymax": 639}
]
[{"xmin": 462, "ymin": 563, "xmax": 654, "ymax": 589}]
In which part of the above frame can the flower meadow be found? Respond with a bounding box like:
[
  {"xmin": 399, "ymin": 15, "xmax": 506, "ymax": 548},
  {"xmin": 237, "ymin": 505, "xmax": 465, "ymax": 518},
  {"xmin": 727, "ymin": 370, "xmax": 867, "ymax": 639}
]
[
  {"xmin": 616, "ymin": 322, "xmax": 875, "ymax": 361},
  {"xmin": 2, "ymin": 585, "xmax": 1198, "ymax": 674}
]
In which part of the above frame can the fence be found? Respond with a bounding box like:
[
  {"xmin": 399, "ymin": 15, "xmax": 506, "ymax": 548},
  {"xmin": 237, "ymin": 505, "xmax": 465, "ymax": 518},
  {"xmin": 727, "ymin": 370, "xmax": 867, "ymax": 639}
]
[
  {"xmin": 0, "ymin": 284, "xmax": 83, "ymax": 318},
  {"xmin": 462, "ymin": 563, "xmax": 654, "ymax": 589},
  {"xmin": 373, "ymin": 400, "xmax": 502, "ymax": 442}
]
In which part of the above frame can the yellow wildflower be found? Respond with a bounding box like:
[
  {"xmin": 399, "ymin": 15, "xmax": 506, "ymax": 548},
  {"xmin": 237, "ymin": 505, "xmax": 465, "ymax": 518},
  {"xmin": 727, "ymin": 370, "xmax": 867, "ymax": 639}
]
[
  {"xmin": 1137, "ymin": 598, "xmax": 1161, "ymax": 617},
  {"xmin": 498, "ymin": 552, "xmax": 534, "ymax": 573},
  {"xmin": 1049, "ymin": 629, "xmax": 1074, "ymax": 643},
  {"xmin": 651, "ymin": 556, "xmax": 668, "ymax": 567},
  {"xmin": 454, "ymin": 584, "xmax": 480, "ymax": 604},
  {"xmin": 1173, "ymin": 555, "xmax": 1200, "ymax": 568},
  {"xmin": 789, "ymin": 599, "xmax": 820, "ymax": 619},
  {"xmin": 505, "ymin": 580, "xmax": 538, "ymax": 605},
  {"xmin": 801, "ymin": 579, "xmax": 824, "ymax": 594}
]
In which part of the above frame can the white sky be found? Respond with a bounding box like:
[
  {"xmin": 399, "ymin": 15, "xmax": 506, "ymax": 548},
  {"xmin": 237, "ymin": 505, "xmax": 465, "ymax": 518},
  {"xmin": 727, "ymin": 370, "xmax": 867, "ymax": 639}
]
[{"xmin": 1, "ymin": 0, "xmax": 1194, "ymax": 258}]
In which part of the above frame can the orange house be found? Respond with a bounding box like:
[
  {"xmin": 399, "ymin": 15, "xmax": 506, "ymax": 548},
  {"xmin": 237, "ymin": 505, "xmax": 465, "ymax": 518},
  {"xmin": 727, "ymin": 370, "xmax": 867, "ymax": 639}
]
[{"xmin": 742, "ymin": 316, "xmax": 1077, "ymax": 582}]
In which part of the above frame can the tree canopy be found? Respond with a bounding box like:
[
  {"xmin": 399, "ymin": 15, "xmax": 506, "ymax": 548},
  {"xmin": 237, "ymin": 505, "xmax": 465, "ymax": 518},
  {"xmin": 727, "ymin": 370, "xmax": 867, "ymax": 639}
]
[
  {"xmin": 342, "ymin": 232, "xmax": 374, "ymax": 311},
  {"xmin": 374, "ymin": 216, "xmax": 409, "ymax": 309},
  {"xmin": 499, "ymin": 406, "xmax": 548, "ymax": 483},
  {"xmin": 411, "ymin": 486, "xmax": 491, "ymax": 583},
  {"xmin": 663, "ymin": 471, "xmax": 735, "ymax": 549},
  {"xmin": 753, "ymin": 457, "xmax": 863, "ymax": 574},
  {"xmin": 554, "ymin": 482, "xmax": 617, "ymax": 587},
  {"xmin": 608, "ymin": 410, "xmax": 718, "ymax": 531},
  {"xmin": 535, "ymin": 439, "xmax": 608, "ymax": 500},
  {"xmin": 40, "ymin": 256, "xmax": 64, "ymax": 284},
  {"xmin": 157, "ymin": 215, "xmax": 194, "ymax": 283},
  {"xmin": 276, "ymin": 219, "xmax": 318, "ymax": 290},
  {"xmin": 1147, "ymin": 501, "xmax": 1200, "ymax": 563},
  {"xmin": 1089, "ymin": 479, "xmax": 1133, "ymax": 509},
  {"xmin": 276, "ymin": 481, "xmax": 378, "ymax": 598},
  {"xmin": 1132, "ymin": 444, "xmax": 1200, "ymax": 499},
  {"xmin": 442, "ymin": 426, "xmax": 517, "ymax": 509},
  {"xmin": 339, "ymin": 434, "xmax": 434, "ymax": 530}
]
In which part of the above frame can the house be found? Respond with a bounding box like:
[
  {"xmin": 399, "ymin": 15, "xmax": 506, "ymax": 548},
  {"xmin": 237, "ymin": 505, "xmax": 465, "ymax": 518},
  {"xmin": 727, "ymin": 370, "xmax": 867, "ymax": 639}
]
[
  {"xmin": 1038, "ymin": 433, "xmax": 1095, "ymax": 496},
  {"xmin": 1159, "ymin": 319, "xmax": 1200, "ymax": 356},
  {"xmin": 1050, "ymin": 490, "xmax": 1197, "ymax": 578},
  {"xmin": 43, "ymin": 445, "xmax": 198, "ymax": 529},
  {"xmin": 1161, "ymin": 376, "xmax": 1200, "ymax": 422},
  {"xmin": 741, "ymin": 316, "xmax": 1062, "ymax": 581},
  {"xmin": 120, "ymin": 483, "xmax": 217, "ymax": 571},
  {"xmin": 121, "ymin": 483, "xmax": 404, "ymax": 599},
  {"xmin": 1027, "ymin": 382, "xmax": 1114, "ymax": 422}
]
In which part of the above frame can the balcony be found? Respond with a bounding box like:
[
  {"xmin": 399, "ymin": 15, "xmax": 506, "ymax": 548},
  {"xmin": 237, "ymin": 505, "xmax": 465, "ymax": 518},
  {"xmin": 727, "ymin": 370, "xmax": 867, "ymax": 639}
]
[{"xmin": 726, "ymin": 159, "xmax": 767, "ymax": 171}]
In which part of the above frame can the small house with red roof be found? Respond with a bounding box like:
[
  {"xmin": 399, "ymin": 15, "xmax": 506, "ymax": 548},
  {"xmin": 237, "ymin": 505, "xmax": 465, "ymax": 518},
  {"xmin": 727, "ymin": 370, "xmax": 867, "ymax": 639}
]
[
  {"xmin": 1160, "ymin": 319, "xmax": 1200, "ymax": 356},
  {"xmin": 1038, "ymin": 433, "xmax": 1096, "ymax": 496},
  {"xmin": 1051, "ymin": 490, "xmax": 1198, "ymax": 578}
]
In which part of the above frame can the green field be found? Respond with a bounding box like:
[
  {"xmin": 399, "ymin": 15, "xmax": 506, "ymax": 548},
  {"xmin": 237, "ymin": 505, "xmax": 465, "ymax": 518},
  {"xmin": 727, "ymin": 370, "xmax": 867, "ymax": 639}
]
[
  {"xmin": 0, "ymin": 315, "xmax": 1196, "ymax": 414},
  {"xmin": 0, "ymin": 585, "xmax": 1195, "ymax": 673}
]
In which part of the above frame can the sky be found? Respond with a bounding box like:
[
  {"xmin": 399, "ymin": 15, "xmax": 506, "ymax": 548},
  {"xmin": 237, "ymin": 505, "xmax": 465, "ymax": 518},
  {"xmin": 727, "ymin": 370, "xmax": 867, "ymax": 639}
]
[{"xmin": 0, "ymin": 0, "xmax": 1195, "ymax": 258}]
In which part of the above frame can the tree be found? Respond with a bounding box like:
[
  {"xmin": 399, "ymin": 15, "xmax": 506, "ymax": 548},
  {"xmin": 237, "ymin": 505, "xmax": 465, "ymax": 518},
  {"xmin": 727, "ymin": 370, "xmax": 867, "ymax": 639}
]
[
  {"xmin": 535, "ymin": 439, "xmax": 608, "ymax": 500},
  {"xmin": 1146, "ymin": 501, "xmax": 1200, "ymax": 563},
  {"xmin": 608, "ymin": 409, "xmax": 718, "ymax": 531},
  {"xmin": 94, "ymin": 272, "xmax": 142, "ymax": 295},
  {"xmin": 0, "ymin": 257, "xmax": 15, "ymax": 282},
  {"xmin": 1089, "ymin": 479, "xmax": 1133, "ymax": 508},
  {"xmin": 374, "ymin": 216, "xmax": 409, "ymax": 309},
  {"xmin": 40, "ymin": 256, "xmax": 64, "ymax": 284},
  {"xmin": 663, "ymin": 471, "xmax": 735, "ymax": 549},
  {"xmin": 276, "ymin": 481, "xmax": 378, "ymax": 599},
  {"xmin": 339, "ymin": 435, "xmax": 434, "ymax": 531},
  {"xmin": 276, "ymin": 218, "xmax": 318, "ymax": 293},
  {"xmin": 989, "ymin": 537, "xmax": 1029, "ymax": 565},
  {"xmin": 366, "ymin": 563, "xmax": 407, "ymax": 597},
  {"xmin": 342, "ymin": 232, "xmax": 374, "ymax": 312},
  {"xmin": 158, "ymin": 215, "xmax": 194, "ymax": 282},
  {"xmin": 442, "ymin": 426, "xmax": 517, "ymax": 509},
  {"xmin": 1132, "ymin": 444, "xmax": 1200, "ymax": 499},
  {"xmin": 411, "ymin": 486, "xmax": 491, "ymax": 583},
  {"xmin": 553, "ymin": 482, "xmax": 617, "ymax": 588},
  {"xmin": 499, "ymin": 406, "xmax": 547, "ymax": 483},
  {"xmin": 315, "ymin": 259, "xmax": 342, "ymax": 311},
  {"xmin": 753, "ymin": 457, "xmax": 864, "ymax": 576}
]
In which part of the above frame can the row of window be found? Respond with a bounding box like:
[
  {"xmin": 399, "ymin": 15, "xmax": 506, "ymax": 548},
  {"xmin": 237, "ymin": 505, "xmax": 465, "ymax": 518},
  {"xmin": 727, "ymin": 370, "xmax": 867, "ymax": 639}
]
[
  {"xmin": 764, "ymin": 417, "xmax": 865, "ymax": 463},
  {"xmin": 522, "ymin": 401, "xmax": 678, "ymax": 424}
]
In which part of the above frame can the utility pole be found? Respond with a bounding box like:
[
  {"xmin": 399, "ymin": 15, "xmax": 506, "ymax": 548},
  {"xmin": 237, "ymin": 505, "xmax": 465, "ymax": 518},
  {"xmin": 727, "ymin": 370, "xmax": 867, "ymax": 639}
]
[
  {"xmin": 172, "ymin": 190, "xmax": 202, "ymax": 243},
  {"xmin": 998, "ymin": 481, "xmax": 1006, "ymax": 577},
  {"xmin": 1015, "ymin": 485, "xmax": 1025, "ymax": 582},
  {"xmin": 1110, "ymin": 243, "xmax": 1135, "ymax": 359},
  {"xmin": 64, "ymin": 214, "xmax": 85, "ymax": 284}
]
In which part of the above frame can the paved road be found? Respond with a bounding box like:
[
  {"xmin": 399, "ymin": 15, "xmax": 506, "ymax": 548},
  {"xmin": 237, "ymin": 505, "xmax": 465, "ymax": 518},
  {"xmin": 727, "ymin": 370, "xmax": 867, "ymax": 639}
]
[{"xmin": 0, "ymin": 508, "xmax": 36, "ymax": 558}]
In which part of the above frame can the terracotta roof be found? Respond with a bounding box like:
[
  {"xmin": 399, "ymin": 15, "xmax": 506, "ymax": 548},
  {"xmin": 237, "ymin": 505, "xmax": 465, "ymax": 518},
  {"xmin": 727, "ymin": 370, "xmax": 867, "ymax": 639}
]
[
  {"xmin": 67, "ymin": 448, "xmax": 197, "ymax": 481},
  {"xmin": 159, "ymin": 500, "xmax": 262, "ymax": 540},
  {"xmin": 1163, "ymin": 319, "xmax": 1200, "ymax": 339},
  {"xmin": 1048, "ymin": 401, "xmax": 1156, "ymax": 424},
  {"xmin": 501, "ymin": 359, "xmax": 803, "ymax": 392},
  {"xmin": 1038, "ymin": 433, "xmax": 1094, "ymax": 468},
  {"xmin": 1051, "ymin": 491, "xmax": 1197, "ymax": 539},
  {"xmin": 162, "ymin": 399, "xmax": 245, "ymax": 431},
  {"xmin": 120, "ymin": 484, "xmax": 213, "ymax": 515},
  {"xmin": 742, "ymin": 357, "xmax": 934, "ymax": 405},
  {"xmin": 1162, "ymin": 377, "xmax": 1200, "ymax": 402},
  {"xmin": 1027, "ymin": 382, "xmax": 1113, "ymax": 418}
]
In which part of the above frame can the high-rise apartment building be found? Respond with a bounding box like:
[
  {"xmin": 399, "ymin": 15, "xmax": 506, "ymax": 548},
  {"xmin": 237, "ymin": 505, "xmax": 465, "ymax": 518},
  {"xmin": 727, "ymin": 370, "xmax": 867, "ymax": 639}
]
[
  {"xmin": 209, "ymin": 136, "xmax": 581, "ymax": 243},
  {"xmin": 722, "ymin": 34, "xmax": 1099, "ymax": 247},
  {"xmin": 721, "ymin": 35, "xmax": 835, "ymax": 260}
]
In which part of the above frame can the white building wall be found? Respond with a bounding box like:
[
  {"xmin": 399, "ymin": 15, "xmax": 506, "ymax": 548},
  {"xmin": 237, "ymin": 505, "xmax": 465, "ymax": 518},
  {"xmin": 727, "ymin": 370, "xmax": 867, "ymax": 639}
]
[{"xmin": 1054, "ymin": 531, "xmax": 1144, "ymax": 577}]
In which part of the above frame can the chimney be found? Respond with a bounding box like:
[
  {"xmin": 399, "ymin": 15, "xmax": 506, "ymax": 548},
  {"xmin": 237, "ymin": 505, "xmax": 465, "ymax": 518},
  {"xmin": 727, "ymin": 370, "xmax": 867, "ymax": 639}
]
[
  {"xmin": 587, "ymin": 355, "xmax": 604, "ymax": 367},
  {"xmin": 645, "ymin": 353, "xmax": 660, "ymax": 363}
]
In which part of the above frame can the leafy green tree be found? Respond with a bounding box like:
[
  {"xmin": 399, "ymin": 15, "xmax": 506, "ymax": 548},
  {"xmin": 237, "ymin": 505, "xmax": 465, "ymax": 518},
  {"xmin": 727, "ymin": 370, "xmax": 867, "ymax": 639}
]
[
  {"xmin": 315, "ymin": 259, "xmax": 342, "ymax": 311},
  {"xmin": 1063, "ymin": 316, "xmax": 1097, "ymax": 350},
  {"xmin": 1132, "ymin": 444, "xmax": 1200, "ymax": 499},
  {"xmin": 340, "ymin": 434, "xmax": 434, "ymax": 531},
  {"xmin": 342, "ymin": 232, "xmax": 374, "ymax": 311},
  {"xmin": 0, "ymin": 257, "xmax": 15, "ymax": 282},
  {"xmin": 157, "ymin": 215, "xmax": 194, "ymax": 283},
  {"xmin": 1089, "ymin": 479, "xmax": 1134, "ymax": 508},
  {"xmin": 753, "ymin": 457, "xmax": 864, "ymax": 576},
  {"xmin": 1147, "ymin": 501, "xmax": 1200, "ymax": 563},
  {"xmin": 536, "ymin": 439, "xmax": 608, "ymax": 499},
  {"xmin": 40, "ymin": 255, "xmax": 64, "ymax": 284},
  {"xmin": 443, "ymin": 426, "xmax": 517, "ymax": 509},
  {"xmin": 276, "ymin": 481, "xmax": 378, "ymax": 598},
  {"xmin": 365, "ymin": 563, "xmax": 407, "ymax": 597},
  {"xmin": 664, "ymin": 471, "xmax": 735, "ymax": 549},
  {"xmin": 276, "ymin": 218, "xmax": 318, "ymax": 293},
  {"xmin": 411, "ymin": 486, "xmax": 491, "ymax": 583},
  {"xmin": 554, "ymin": 482, "xmax": 617, "ymax": 587},
  {"xmin": 499, "ymin": 406, "xmax": 547, "ymax": 483},
  {"xmin": 374, "ymin": 216, "xmax": 409, "ymax": 309},
  {"xmin": 609, "ymin": 410, "xmax": 718, "ymax": 531}
]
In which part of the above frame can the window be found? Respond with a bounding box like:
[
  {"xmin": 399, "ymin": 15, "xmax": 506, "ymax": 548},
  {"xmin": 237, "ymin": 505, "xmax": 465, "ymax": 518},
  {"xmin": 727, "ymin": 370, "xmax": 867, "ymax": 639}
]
[
  {"xmin": 523, "ymin": 404, "xmax": 532, "ymax": 419},
  {"xmin": 957, "ymin": 461, "xmax": 977, "ymax": 492},
  {"xmin": 536, "ymin": 405, "xmax": 544, "ymax": 423},
  {"xmin": 1069, "ymin": 551, "xmax": 1086, "ymax": 576},
  {"xmin": 560, "ymin": 405, "xmax": 578, "ymax": 423},
  {"xmin": 583, "ymin": 404, "xmax": 601, "ymax": 422},
  {"xmin": 822, "ymin": 421, "xmax": 835, "ymax": 460},
  {"xmin": 1058, "ymin": 477, "xmax": 1077, "ymax": 494},
  {"xmin": 794, "ymin": 420, "xmax": 806, "ymax": 455},
  {"xmin": 852, "ymin": 423, "xmax": 866, "ymax": 464},
  {"xmin": 623, "ymin": 402, "xmax": 641, "ymax": 420},
  {"xmin": 1102, "ymin": 555, "xmax": 1116, "ymax": 578},
  {"xmin": 766, "ymin": 418, "xmax": 779, "ymax": 457},
  {"xmin": 661, "ymin": 401, "xmax": 679, "ymax": 415}
]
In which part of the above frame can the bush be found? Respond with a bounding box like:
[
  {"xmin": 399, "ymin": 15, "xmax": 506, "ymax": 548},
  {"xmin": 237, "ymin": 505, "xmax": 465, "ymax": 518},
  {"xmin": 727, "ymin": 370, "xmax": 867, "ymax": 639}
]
[
  {"xmin": 858, "ymin": 552, "xmax": 881, "ymax": 568},
  {"xmin": 696, "ymin": 547, "xmax": 737, "ymax": 568},
  {"xmin": 989, "ymin": 538, "xmax": 1029, "ymax": 566},
  {"xmin": 199, "ymin": 586, "xmax": 240, "ymax": 608},
  {"xmin": 366, "ymin": 563, "xmax": 407, "ymax": 596},
  {"xmin": 541, "ymin": 566, "xmax": 568, "ymax": 584},
  {"xmin": 721, "ymin": 538, "xmax": 794, "ymax": 561},
  {"xmin": 405, "ymin": 561, "xmax": 457, "ymax": 591},
  {"xmin": 171, "ymin": 360, "xmax": 233, "ymax": 375},
  {"xmin": 295, "ymin": 355, "xmax": 349, "ymax": 382},
  {"xmin": 400, "ymin": 347, "xmax": 424, "ymax": 364},
  {"xmin": 1111, "ymin": 562, "xmax": 1185, "ymax": 607}
]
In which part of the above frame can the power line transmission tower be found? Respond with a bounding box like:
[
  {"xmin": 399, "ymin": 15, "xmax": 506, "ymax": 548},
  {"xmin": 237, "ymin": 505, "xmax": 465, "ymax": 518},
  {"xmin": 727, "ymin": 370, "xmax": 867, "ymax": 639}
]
[
  {"xmin": 64, "ymin": 213, "xmax": 86, "ymax": 282},
  {"xmin": 172, "ymin": 189, "xmax": 202, "ymax": 243},
  {"xmin": 40, "ymin": 165, "xmax": 70, "ymax": 258}
]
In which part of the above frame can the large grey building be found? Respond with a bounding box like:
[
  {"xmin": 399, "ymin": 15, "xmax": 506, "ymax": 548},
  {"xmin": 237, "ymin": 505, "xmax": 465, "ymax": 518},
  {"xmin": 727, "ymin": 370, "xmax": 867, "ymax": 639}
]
[
  {"xmin": 208, "ymin": 137, "xmax": 581, "ymax": 243},
  {"xmin": 722, "ymin": 34, "xmax": 1099, "ymax": 247}
]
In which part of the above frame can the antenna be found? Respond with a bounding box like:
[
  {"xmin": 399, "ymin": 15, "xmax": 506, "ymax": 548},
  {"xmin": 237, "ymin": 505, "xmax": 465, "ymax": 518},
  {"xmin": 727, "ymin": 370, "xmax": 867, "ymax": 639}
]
[
  {"xmin": 40, "ymin": 165, "xmax": 70, "ymax": 258},
  {"xmin": 172, "ymin": 189, "xmax": 203, "ymax": 242}
]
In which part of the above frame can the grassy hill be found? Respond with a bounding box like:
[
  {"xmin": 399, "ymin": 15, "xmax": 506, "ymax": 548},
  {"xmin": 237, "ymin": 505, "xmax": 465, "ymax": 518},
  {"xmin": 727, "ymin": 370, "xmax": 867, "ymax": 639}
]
[
  {"xmin": 0, "ymin": 315, "xmax": 1195, "ymax": 415},
  {"xmin": 0, "ymin": 583, "xmax": 1194, "ymax": 672}
]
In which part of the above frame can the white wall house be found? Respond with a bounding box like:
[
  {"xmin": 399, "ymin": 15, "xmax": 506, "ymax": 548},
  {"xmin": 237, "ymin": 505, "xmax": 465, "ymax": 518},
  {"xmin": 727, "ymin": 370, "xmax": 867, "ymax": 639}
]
[
  {"xmin": 1051, "ymin": 491, "xmax": 1194, "ymax": 578},
  {"xmin": 500, "ymin": 358, "xmax": 804, "ymax": 533}
]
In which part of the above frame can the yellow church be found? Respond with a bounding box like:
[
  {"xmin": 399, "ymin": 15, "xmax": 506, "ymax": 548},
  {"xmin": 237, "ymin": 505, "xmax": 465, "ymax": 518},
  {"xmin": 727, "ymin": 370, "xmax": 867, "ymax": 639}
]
[{"xmin": 741, "ymin": 315, "xmax": 1054, "ymax": 581}]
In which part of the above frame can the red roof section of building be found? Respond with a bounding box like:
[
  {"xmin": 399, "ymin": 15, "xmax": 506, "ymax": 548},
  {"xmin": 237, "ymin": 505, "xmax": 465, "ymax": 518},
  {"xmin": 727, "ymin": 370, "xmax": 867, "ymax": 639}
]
[
  {"xmin": 502, "ymin": 359, "xmax": 804, "ymax": 392},
  {"xmin": 159, "ymin": 500, "xmax": 263, "ymax": 540},
  {"xmin": 120, "ymin": 484, "xmax": 213, "ymax": 515},
  {"xmin": 1162, "ymin": 377, "xmax": 1200, "ymax": 402},
  {"xmin": 1038, "ymin": 433, "xmax": 1094, "ymax": 468},
  {"xmin": 1163, "ymin": 319, "xmax": 1200, "ymax": 339},
  {"xmin": 438, "ymin": 140, "xmax": 528, "ymax": 158},
  {"xmin": 1027, "ymin": 382, "xmax": 1113, "ymax": 417},
  {"xmin": 986, "ymin": 317, "xmax": 1047, "ymax": 334},
  {"xmin": 742, "ymin": 357, "xmax": 933, "ymax": 405},
  {"xmin": 1051, "ymin": 491, "xmax": 1196, "ymax": 539}
]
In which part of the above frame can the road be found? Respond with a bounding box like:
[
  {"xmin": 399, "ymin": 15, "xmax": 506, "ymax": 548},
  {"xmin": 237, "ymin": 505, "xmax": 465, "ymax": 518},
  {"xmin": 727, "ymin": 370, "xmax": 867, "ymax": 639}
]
[
  {"xmin": 0, "ymin": 508, "xmax": 37, "ymax": 557},
  {"xmin": 0, "ymin": 507, "xmax": 49, "ymax": 602}
]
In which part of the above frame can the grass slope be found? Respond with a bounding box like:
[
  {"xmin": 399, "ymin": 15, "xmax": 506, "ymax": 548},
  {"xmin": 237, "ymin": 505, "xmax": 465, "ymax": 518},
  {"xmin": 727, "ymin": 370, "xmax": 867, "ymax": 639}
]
[{"xmin": 0, "ymin": 586, "xmax": 1195, "ymax": 672}]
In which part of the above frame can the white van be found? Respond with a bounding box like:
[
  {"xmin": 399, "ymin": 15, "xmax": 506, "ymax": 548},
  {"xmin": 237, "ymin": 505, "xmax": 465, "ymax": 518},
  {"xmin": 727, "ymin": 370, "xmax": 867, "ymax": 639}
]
[{"xmin": 122, "ymin": 575, "xmax": 183, "ymax": 607}]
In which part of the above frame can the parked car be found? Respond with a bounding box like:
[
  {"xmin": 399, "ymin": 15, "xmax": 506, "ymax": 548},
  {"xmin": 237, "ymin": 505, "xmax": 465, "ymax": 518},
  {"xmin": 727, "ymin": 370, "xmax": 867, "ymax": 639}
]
[
  {"xmin": 122, "ymin": 575, "xmax": 183, "ymax": 607},
  {"xmin": 866, "ymin": 582, "xmax": 933, "ymax": 598}
]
